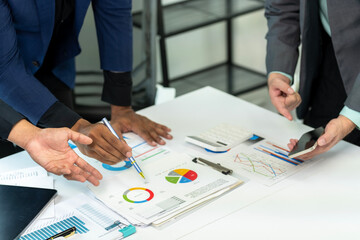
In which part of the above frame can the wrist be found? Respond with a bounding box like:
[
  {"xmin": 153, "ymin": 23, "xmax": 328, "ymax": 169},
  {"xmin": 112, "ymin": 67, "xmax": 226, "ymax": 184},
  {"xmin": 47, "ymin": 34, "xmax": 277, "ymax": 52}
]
[
  {"xmin": 111, "ymin": 105, "xmax": 133, "ymax": 117},
  {"xmin": 338, "ymin": 115, "xmax": 356, "ymax": 134},
  {"xmin": 71, "ymin": 118, "xmax": 91, "ymax": 132},
  {"xmin": 268, "ymin": 72, "xmax": 291, "ymax": 85},
  {"xmin": 8, "ymin": 119, "xmax": 41, "ymax": 149}
]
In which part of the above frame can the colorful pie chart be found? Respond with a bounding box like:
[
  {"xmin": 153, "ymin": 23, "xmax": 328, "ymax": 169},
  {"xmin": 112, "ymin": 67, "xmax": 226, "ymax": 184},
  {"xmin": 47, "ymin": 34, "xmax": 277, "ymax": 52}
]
[
  {"xmin": 123, "ymin": 187, "xmax": 154, "ymax": 203},
  {"xmin": 165, "ymin": 169, "xmax": 198, "ymax": 184}
]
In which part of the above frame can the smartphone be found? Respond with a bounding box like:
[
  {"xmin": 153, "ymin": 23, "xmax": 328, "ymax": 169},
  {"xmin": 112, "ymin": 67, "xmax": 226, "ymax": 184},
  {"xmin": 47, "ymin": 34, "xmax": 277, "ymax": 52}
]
[{"xmin": 288, "ymin": 127, "xmax": 325, "ymax": 158}]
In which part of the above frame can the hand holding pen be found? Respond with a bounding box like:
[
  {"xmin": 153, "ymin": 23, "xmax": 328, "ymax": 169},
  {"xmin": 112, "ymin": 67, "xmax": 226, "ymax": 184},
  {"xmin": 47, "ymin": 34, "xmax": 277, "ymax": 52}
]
[{"xmin": 102, "ymin": 118, "xmax": 146, "ymax": 180}]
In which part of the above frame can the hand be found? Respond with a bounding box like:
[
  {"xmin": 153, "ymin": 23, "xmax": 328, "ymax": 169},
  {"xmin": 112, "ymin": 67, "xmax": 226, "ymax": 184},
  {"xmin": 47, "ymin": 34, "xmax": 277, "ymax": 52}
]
[
  {"xmin": 268, "ymin": 73, "xmax": 302, "ymax": 120},
  {"xmin": 110, "ymin": 106, "xmax": 172, "ymax": 146},
  {"xmin": 71, "ymin": 119, "xmax": 132, "ymax": 164},
  {"xmin": 8, "ymin": 120, "xmax": 103, "ymax": 186},
  {"xmin": 287, "ymin": 116, "xmax": 356, "ymax": 160}
]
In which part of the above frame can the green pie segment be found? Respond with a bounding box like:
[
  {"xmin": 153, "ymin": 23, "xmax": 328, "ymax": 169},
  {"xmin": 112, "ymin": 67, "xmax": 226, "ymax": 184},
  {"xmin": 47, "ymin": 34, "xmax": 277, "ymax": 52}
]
[{"xmin": 165, "ymin": 169, "xmax": 198, "ymax": 184}]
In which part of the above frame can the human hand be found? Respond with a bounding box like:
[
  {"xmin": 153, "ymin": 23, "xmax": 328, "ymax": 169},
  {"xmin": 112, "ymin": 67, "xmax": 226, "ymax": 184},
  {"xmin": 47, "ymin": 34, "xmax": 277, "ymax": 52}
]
[
  {"xmin": 17, "ymin": 125, "xmax": 103, "ymax": 186},
  {"xmin": 71, "ymin": 119, "xmax": 132, "ymax": 164},
  {"xmin": 268, "ymin": 72, "xmax": 302, "ymax": 120},
  {"xmin": 287, "ymin": 116, "xmax": 356, "ymax": 160},
  {"xmin": 110, "ymin": 106, "xmax": 172, "ymax": 146}
]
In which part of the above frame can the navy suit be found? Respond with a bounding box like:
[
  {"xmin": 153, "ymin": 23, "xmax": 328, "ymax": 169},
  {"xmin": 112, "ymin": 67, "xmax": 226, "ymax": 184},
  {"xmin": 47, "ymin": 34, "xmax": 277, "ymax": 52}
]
[{"xmin": 0, "ymin": 0, "xmax": 132, "ymax": 124}]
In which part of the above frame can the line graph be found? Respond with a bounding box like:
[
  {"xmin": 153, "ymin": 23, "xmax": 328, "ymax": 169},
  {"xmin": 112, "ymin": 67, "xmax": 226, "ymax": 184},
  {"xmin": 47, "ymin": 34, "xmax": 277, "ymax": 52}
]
[
  {"xmin": 233, "ymin": 152, "xmax": 286, "ymax": 178},
  {"xmin": 227, "ymin": 141, "xmax": 305, "ymax": 184}
]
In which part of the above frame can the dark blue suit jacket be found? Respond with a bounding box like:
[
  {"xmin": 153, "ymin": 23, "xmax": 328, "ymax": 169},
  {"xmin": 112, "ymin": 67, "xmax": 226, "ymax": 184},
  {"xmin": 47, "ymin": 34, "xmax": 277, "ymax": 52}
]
[{"xmin": 0, "ymin": 0, "xmax": 132, "ymax": 124}]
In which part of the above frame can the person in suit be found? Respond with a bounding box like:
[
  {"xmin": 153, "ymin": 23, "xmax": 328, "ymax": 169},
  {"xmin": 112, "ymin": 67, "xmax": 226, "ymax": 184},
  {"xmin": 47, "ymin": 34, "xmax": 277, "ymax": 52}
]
[
  {"xmin": 0, "ymin": 0, "xmax": 172, "ymax": 164},
  {"xmin": 0, "ymin": 100, "xmax": 102, "ymax": 186},
  {"xmin": 265, "ymin": 0, "xmax": 360, "ymax": 159}
]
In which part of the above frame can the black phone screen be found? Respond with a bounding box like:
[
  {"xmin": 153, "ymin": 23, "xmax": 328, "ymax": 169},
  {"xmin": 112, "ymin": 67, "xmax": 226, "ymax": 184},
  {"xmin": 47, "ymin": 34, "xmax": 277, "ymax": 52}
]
[{"xmin": 288, "ymin": 127, "xmax": 325, "ymax": 158}]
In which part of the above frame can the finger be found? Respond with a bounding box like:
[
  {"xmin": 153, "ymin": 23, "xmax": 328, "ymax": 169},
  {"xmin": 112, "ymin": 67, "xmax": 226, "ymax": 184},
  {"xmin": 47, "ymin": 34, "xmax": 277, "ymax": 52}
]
[
  {"xmin": 93, "ymin": 145, "xmax": 124, "ymax": 164},
  {"xmin": 67, "ymin": 128, "xmax": 93, "ymax": 145},
  {"xmin": 75, "ymin": 157, "xmax": 103, "ymax": 180},
  {"xmin": 155, "ymin": 125, "xmax": 173, "ymax": 140},
  {"xmin": 317, "ymin": 128, "xmax": 336, "ymax": 147},
  {"xmin": 68, "ymin": 164, "xmax": 93, "ymax": 182},
  {"xmin": 86, "ymin": 149, "xmax": 118, "ymax": 165},
  {"xmin": 101, "ymin": 126, "xmax": 132, "ymax": 158},
  {"xmin": 147, "ymin": 128, "xmax": 165, "ymax": 145},
  {"xmin": 63, "ymin": 171, "xmax": 88, "ymax": 183},
  {"xmin": 64, "ymin": 174, "xmax": 87, "ymax": 183},
  {"xmin": 271, "ymin": 79, "xmax": 294, "ymax": 94},
  {"xmin": 287, "ymin": 143, "xmax": 293, "ymax": 151},
  {"xmin": 136, "ymin": 129, "xmax": 157, "ymax": 146},
  {"xmin": 277, "ymin": 106, "xmax": 293, "ymax": 121},
  {"xmin": 86, "ymin": 174, "xmax": 101, "ymax": 186}
]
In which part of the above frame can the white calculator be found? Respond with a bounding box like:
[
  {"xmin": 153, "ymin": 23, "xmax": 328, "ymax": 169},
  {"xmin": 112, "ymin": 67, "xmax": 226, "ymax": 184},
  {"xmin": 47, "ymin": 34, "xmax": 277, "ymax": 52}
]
[{"xmin": 185, "ymin": 123, "xmax": 253, "ymax": 152}]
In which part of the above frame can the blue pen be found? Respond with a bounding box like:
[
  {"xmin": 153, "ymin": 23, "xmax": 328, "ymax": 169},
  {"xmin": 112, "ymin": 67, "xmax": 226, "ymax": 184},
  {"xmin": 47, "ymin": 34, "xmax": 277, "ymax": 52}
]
[{"xmin": 102, "ymin": 118, "xmax": 146, "ymax": 179}]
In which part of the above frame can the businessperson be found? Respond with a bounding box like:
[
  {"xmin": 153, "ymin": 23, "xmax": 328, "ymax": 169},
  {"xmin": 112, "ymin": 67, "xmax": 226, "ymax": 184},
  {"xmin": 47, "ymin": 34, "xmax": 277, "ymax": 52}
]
[
  {"xmin": 0, "ymin": 100, "xmax": 102, "ymax": 186},
  {"xmin": 265, "ymin": 0, "xmax": 360, "ymax": 159},
  {"xmin": 0, "ymin": 0, "xmax": 172, "ymax": 165}
]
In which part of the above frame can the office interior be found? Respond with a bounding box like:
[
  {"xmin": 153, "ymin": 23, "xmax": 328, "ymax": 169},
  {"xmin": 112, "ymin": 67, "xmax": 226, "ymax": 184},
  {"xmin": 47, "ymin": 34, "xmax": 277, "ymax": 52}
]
[
  {"xmin": 74, "ymin": 0, "xmax": 276, "ymax": 117},
  {"xmin": 2, "ymin": 1, "xmax": 360, "ymax": 239}
]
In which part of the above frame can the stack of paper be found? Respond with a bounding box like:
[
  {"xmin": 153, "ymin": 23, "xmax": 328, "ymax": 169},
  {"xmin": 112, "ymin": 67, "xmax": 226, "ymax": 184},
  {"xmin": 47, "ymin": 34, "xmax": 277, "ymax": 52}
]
[{"xmin": 89, "ymin": 152, "xmax": 242, "ymax": 226}]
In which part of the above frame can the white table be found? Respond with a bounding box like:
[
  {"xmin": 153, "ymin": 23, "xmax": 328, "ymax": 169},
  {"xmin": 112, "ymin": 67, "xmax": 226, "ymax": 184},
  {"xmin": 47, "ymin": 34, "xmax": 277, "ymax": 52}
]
[{"xmin": 2, "ymin": 87, "xmax": 360, "ymax": 240}]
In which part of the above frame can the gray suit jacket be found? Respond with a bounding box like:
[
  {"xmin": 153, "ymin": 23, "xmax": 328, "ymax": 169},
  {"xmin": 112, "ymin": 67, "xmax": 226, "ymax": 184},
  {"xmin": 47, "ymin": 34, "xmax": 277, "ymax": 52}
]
[{"xmin": 265, "ymin": 0, "xmax": 360, "ymax": 119}]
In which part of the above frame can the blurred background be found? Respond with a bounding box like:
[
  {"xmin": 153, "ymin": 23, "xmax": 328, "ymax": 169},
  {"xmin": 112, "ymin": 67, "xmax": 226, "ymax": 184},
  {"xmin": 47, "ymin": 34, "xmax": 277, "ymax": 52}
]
[{"xmin": 74, "ymin": 0, "xmax": 276, "ymax": 122}]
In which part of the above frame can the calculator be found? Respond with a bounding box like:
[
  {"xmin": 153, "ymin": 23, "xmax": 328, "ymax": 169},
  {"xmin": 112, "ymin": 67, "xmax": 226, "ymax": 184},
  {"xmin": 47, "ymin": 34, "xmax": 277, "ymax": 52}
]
[{"xmin": 185, "ymin": 123, "xmax": 253, "ymax": 152}]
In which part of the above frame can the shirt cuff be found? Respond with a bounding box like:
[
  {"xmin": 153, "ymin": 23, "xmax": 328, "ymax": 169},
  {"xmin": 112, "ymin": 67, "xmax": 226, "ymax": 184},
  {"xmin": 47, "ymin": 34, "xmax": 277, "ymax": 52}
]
[
  {"xmin": 269, "ymin": 71, "xmax": 294, "ymax": 85},
  {"xmin": 0, "ymin": 102, "xmax": 25, "ymax": 139},
  {"xmin": 37, "ymin": 102, "xmax": 81, "ymax": 128},
  {"xmin": 340, "ymin": 106, "xmax": 360, "ymax": 129},
  {"xmin": 101, "ymin": 71, "xmax": 132, "ymax": 106}
]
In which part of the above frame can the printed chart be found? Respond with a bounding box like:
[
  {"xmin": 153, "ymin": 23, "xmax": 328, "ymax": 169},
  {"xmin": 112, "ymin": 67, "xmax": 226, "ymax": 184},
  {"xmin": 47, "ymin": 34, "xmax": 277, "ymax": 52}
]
[
  {"xmin": 21, "ymin": 194, "xmax": 130, "ymax": 240},
  {"xmin": 123, "ymin": 187, "xmax": 155, "ymax": 204},
  {"xmin": 165, "ymin": 169, "xmax": 198, "ymax": 184},
  {"xmin": 228, "ymin": 141, "xmax": 305, "ymax": 185},
  {"xmin": 20, "ymin": 216, "xmax": 89, "ymax": 240},
  {"xmin": 102, "ymin": 133, "xmax": 170, "ymax": 171}
]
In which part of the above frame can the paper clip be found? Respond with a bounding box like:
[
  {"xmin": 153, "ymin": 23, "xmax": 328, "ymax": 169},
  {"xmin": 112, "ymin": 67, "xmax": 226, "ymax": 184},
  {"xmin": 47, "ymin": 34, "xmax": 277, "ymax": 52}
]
[
  {"xmin": 192, "ymin": 157, "xmax": 233, "ymax": 175},
  {"xmin": 119, "ymin": 225, "xmax": 136, "ymax": 238}
]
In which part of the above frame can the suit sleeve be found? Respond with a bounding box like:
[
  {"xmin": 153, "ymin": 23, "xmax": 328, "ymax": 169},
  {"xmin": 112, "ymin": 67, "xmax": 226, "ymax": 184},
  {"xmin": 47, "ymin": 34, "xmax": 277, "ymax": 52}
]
[
  {"xmin": 265, "ymin": 0, "xmax": 301, "ymax": 76},
  {"xmin": 91, "ymin": 0, "xmax": 133, "ymax": 106},
  {"xmin": 0, "ymin": 0, "xmax": 57, "ymax": 124},
  {"xmin": 345, "ymin": 72, "xmax": 360, "ymax": 113},
  {"xmin": 0, "ymin": 100, "xmax": 25, "ymax": 139}
]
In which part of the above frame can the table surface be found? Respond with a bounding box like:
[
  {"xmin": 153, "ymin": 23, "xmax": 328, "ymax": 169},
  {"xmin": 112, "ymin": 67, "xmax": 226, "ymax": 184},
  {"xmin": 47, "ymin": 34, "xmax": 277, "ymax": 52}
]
[{"xmin": 1, "ymin": 87, "xmax": 360, "ymax": 240}]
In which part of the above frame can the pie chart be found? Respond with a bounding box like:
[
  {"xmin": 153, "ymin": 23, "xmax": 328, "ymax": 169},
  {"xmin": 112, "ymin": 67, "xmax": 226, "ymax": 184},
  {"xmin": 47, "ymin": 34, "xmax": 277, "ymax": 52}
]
[{"xmin": 165, "ymin": 169, "xmax": 198, "ymax": 184}]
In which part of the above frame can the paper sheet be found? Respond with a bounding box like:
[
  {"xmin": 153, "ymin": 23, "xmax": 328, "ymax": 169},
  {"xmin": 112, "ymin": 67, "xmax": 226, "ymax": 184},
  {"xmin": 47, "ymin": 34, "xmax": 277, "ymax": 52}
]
[{"xmin": 21, "ymin": 193, "xmax": 130, "ymax": 240}]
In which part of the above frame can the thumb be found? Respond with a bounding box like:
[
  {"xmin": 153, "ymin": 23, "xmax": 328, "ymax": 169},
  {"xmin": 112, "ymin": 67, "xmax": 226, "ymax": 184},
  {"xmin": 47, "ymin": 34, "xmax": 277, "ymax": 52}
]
[
  {"xmin": 271, "ymin": 79, "xmax": 294, "ymax": 94},
  {"xmin": 67, "ymin": 129, "xmax": 93, "ymax": 145},
  {"xmin": 317, "ymin": 127, "xmax": 335, "ymax": 147}
]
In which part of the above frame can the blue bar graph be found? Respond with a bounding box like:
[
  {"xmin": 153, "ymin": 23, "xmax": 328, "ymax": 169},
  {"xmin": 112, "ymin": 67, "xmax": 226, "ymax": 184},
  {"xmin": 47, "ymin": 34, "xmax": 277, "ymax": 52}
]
[{"xmin": 20, "ymin": 216, "xmax": 89, "ymax": 240}]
